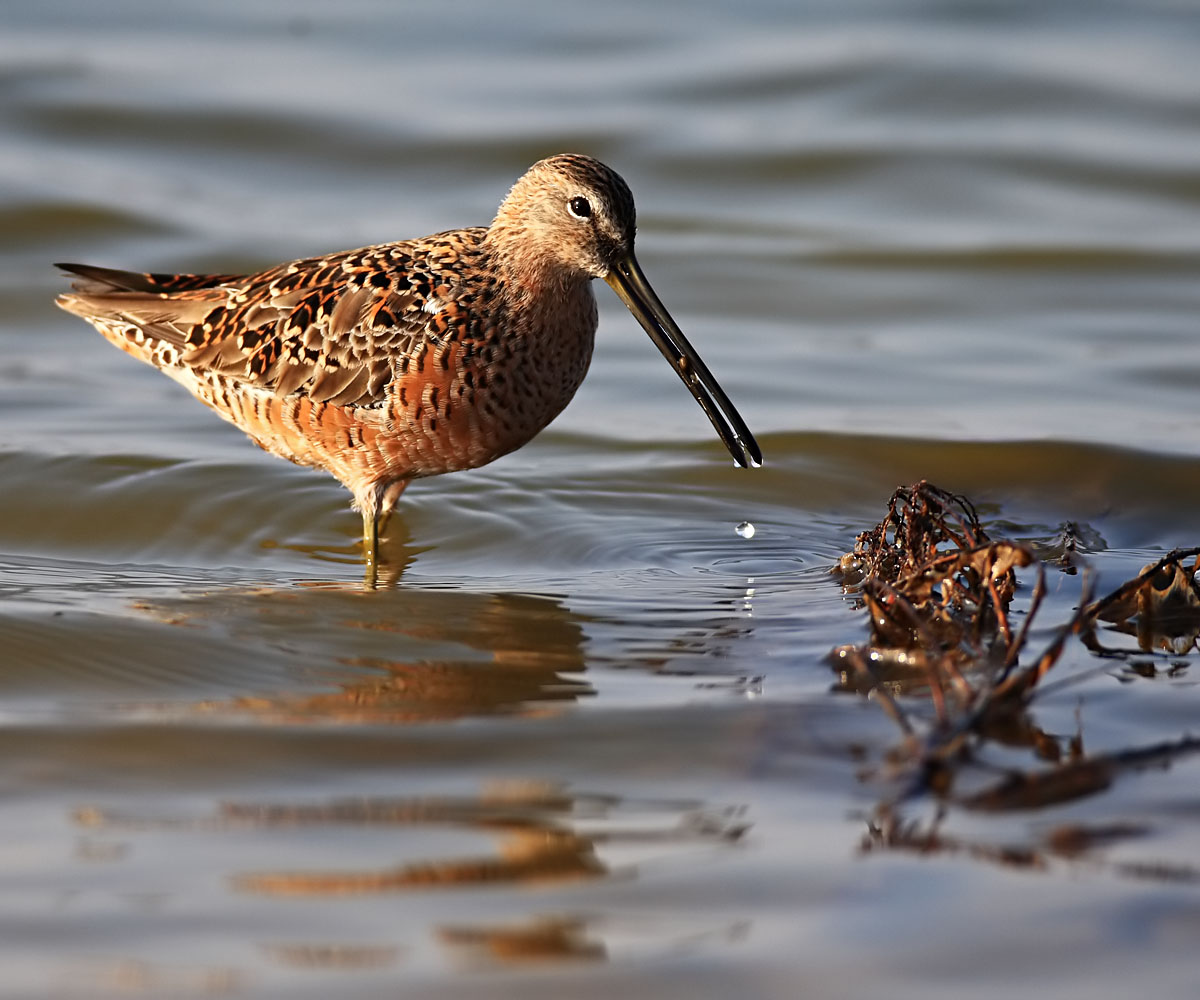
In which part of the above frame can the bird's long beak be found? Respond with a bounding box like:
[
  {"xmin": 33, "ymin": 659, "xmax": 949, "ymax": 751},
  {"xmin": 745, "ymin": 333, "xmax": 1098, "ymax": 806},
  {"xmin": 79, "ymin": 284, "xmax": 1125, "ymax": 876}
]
[{"xmin": 605, "ymin": 253, "xmax": 762, "ymax": 469}]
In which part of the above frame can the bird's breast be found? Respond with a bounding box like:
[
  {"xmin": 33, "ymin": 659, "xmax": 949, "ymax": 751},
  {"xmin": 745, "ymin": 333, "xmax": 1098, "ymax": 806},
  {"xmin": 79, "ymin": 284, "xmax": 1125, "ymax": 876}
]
[{"xmin": 382, "ymin": 282, "xmax": 598, "ymax": 478}]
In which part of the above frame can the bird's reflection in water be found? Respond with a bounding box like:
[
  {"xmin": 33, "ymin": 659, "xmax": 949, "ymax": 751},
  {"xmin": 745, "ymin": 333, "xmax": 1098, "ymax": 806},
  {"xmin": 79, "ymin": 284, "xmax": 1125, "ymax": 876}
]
[
  {"xmin": 258, "ymin": 943, "xmax": 401, "ymax": 970},
  {"xmin": 435, "ymin": 913, "xmax": 752, "ymax": 969},
  {"xmin": 281, "ymin": 514, "xmax": 420, "ymax": 590},
  {"xmin": 438, "ymin": 916, "xmax": 606, "ymax": 966},
  {"xmin": 94, "ymin": 533, "xmax": 760, "ymax": 972},
  {"xmin": 215, "ymin": 783, "xmax": 746, "ymax": 895},
  {"xmin": 228, "ymin": 784, "xmax": 610, "ymax": 895},
  {"xmin": 134, "ymin": 571, "xmax": 593, "ymax": 723},
  {"xmin": 76, "ymin": 782, "xmax": 749, "ymax": 970},
  {"xmin": 132, "ymin": 522, "xmax": 764, "ymax": 723},
  {"xmin": 229, "ymin": 587, "xmax": 593, "ymax": 724}
]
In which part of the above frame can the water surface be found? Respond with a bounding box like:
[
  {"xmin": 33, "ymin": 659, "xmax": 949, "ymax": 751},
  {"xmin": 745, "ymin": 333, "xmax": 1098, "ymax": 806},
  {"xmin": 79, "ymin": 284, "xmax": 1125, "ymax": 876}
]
[{"xmin": 3, "ymin": 1, "xmax": 1200, "ymax": 997}]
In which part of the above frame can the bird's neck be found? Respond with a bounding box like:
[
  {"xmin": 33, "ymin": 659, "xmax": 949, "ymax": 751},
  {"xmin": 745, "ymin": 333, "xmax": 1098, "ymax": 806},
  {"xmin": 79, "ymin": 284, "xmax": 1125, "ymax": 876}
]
[{"xmin": 482, "ymin": 224, "xmax": 593, "ymax": 329}]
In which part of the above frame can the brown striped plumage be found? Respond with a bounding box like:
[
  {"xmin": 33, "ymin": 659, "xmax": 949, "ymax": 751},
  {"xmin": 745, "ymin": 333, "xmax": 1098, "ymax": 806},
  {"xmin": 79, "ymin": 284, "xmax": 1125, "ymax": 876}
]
[{"xmin": 56, "ymin": 154, "xmax": 760, "ymax": 584}]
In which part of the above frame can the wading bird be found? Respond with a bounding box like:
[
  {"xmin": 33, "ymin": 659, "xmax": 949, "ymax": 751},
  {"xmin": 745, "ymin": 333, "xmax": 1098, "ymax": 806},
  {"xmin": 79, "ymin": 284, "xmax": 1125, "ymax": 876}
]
[{"xmin": 57, "ymin": 154, "xmax": 761, "ymax": 586}]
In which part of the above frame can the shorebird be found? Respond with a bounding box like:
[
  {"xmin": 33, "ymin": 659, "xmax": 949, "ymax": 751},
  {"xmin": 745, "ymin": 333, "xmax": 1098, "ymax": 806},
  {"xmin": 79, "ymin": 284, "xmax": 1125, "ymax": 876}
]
[{"xmin": 56, "ymin": 154, "xmax": 762, "ymax": 585}]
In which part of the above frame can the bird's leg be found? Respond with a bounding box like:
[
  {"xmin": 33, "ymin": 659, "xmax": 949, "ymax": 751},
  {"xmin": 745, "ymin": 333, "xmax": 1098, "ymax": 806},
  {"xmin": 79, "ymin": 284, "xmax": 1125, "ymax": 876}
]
[
  {"xmin": 359, "ymin": 480, "xmax": 408, "ymax": 591},
  {"xmin": 362, "ymin": 507, "xmax": 380, "ymax": 590},
  {"xmin": 375, "ymin": 480, "xmax": 409, "ymax": 538}
]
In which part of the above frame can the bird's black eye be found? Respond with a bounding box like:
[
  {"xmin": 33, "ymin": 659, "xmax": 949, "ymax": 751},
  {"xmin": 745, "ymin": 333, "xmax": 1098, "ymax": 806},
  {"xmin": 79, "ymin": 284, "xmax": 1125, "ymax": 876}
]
[{"xmin": 567, "ymin": 196, "xmax": 592, "ymax": 220}]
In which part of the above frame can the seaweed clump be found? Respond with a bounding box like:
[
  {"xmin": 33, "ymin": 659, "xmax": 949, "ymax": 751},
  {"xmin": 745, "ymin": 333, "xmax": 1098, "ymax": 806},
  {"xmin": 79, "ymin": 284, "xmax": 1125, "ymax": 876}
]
[
  {"xmin": 831, "ymin": 482, "xmax": 1200, "ymax": 829},
  {"xmin": 831, "ymin": 482, "xmax": 1041, "ymax": 725}
]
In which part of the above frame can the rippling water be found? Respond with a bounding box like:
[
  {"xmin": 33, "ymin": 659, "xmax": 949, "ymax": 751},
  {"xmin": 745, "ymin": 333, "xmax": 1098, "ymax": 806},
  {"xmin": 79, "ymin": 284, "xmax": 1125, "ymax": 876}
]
[{"xmin": 3, "ymin": 1, "xmax": 1200, "ymax": 997}]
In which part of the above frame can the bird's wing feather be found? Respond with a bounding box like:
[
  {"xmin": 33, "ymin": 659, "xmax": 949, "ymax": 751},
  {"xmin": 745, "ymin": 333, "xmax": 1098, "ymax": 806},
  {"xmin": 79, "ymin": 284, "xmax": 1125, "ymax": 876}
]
[
  {"xmin": 56, "ymin": 231, "xmax": 485, "ymax": 408},
  {"xmin": 55, "ymin": 263, "xmax": 244, "ymax": 294}
]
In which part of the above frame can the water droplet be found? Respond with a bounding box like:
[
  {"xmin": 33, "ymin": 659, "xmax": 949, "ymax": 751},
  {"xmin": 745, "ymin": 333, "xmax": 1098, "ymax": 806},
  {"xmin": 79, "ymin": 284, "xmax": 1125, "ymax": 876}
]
[{"xmin": 735, "ymin": 521, "xmax": 755, "ymax": 539}]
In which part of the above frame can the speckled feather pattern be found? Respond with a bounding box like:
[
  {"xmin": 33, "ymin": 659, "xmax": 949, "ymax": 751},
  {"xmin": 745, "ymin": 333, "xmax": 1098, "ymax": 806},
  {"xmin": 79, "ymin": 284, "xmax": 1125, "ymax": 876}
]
[{"xmin": 56, "ymin": 155, "xmax": 629, "ymax": 520}]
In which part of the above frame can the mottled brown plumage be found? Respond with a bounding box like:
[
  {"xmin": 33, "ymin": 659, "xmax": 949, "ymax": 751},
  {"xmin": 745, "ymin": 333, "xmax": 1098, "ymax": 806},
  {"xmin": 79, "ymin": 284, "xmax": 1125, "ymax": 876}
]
[{"xmin": 56, "ymin": 154, "xmax": 760, "ymax": 584}]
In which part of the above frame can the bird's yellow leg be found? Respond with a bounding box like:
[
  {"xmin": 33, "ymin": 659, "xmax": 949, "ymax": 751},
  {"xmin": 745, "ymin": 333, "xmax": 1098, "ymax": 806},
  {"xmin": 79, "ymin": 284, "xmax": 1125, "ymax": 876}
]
[
  {"xmin": 377, "ymin": 481, "xmax": 409, "ymax": 536},
  {"xmin": 362, "ymin": 508, "xmax": 379, "ymax": 591},
  {"xmin": 360, "ymin": 480, "xmax": 406, "ymax": 590}
]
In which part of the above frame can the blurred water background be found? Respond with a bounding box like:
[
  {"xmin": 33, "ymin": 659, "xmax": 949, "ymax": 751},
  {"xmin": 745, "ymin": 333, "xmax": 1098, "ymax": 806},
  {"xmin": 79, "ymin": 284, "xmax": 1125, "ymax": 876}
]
[{"xmin": 2, "ymin": 1, "xmax": 1200, "ymax": 997}]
